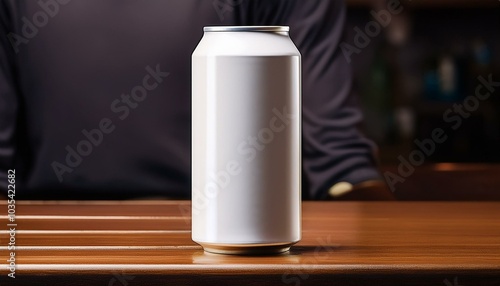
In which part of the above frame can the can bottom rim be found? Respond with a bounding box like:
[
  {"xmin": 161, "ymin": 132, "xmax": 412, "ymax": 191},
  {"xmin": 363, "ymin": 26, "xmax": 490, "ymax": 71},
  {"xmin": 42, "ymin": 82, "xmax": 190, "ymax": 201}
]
[{"xmin": 198, "ymin": 242, "xmax": 296, "ymax": 255}]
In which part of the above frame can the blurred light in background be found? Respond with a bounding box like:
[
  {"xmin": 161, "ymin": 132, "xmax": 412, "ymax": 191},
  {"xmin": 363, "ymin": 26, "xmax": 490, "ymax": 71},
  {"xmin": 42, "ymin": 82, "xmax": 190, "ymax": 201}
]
[{"xmin": 345, "ymin": 0, "xmax": 500, "ymax": 164}]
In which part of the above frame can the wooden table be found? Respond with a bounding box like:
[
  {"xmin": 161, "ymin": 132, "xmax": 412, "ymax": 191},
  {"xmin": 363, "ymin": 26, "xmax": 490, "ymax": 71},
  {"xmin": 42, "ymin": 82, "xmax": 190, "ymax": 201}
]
[{"xmin": 1, "ymin": 201, "xmax": 499, "ymax": 285}]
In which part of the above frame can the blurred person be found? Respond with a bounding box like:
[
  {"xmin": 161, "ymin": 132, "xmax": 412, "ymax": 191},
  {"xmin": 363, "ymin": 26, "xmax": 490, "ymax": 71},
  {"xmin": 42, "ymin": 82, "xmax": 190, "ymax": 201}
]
[{"xmin": 0, "ymin": 0, "xmax": 393, "ymax": 200}]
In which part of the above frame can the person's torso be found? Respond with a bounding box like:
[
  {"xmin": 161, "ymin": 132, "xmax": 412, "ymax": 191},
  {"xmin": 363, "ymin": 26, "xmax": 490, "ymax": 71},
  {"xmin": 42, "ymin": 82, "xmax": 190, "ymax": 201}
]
[{"xmin": 12, "ymin": 0, "xmax": 238, "ymax": 198}]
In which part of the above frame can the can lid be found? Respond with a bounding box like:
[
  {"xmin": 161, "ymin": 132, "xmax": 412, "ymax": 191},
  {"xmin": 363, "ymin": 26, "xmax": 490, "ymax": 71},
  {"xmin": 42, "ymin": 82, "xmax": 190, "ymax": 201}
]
[{"xmin": 204, "ymin": 26, "xmax": 289, "ymax": 32}]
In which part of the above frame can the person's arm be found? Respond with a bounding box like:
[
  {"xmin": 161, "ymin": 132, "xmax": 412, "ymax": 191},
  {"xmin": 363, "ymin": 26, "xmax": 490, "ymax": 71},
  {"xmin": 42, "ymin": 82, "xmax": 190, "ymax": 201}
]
[
  {"xmin": 0, "ymin": 1, "xmax": 19, "ymax": 197},
  {"xmin": 236, "ymin": 0, "xmax": 393, "ymax": 200}
]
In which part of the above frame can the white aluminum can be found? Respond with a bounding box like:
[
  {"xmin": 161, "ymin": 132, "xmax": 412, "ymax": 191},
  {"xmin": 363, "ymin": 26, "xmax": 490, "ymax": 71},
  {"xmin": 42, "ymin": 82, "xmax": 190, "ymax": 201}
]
[{"xmin": 192, "ymin": 26, "xmax": 301, "ymax": 254}]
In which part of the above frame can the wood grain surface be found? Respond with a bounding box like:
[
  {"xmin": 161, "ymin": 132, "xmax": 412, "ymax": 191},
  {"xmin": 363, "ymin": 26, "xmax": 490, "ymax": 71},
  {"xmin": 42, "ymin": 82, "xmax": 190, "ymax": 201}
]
[{"xmin": 0, "ymin": 201, "xmax": 499, "ymax": 285}]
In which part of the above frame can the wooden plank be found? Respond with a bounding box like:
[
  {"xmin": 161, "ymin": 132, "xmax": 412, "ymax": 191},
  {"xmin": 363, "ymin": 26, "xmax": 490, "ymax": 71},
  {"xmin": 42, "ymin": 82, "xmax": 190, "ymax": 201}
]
[{"xmin": 0, "ymin": 201, "xmax": 499, "ymax": 285}]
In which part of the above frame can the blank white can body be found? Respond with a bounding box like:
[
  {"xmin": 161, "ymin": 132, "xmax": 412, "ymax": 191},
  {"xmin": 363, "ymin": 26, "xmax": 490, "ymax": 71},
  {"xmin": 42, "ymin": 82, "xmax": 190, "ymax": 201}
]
[{"xmin": 192, "ymin": 26, "xmax": 301, "ymax": 254}]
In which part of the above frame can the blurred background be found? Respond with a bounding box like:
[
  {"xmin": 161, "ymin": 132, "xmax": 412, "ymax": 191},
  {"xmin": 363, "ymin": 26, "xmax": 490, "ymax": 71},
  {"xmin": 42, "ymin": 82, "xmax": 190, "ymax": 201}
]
[{"xmin": 344, "ymin": 0, "xmax": 500, "ymax": 200}]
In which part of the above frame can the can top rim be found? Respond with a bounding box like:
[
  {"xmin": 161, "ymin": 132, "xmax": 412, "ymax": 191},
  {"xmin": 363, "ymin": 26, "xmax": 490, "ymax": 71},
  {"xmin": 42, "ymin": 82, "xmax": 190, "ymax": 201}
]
[{"xmin": 204, "ymin": 26, "xmax": 289, "ymax": 32}]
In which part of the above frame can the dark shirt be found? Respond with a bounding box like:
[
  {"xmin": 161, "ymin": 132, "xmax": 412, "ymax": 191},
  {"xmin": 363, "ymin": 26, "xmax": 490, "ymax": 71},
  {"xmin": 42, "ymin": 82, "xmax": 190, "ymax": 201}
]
[{"xmin": 0, "ymin": 0, "xmax": 380, "ymax": 200}]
